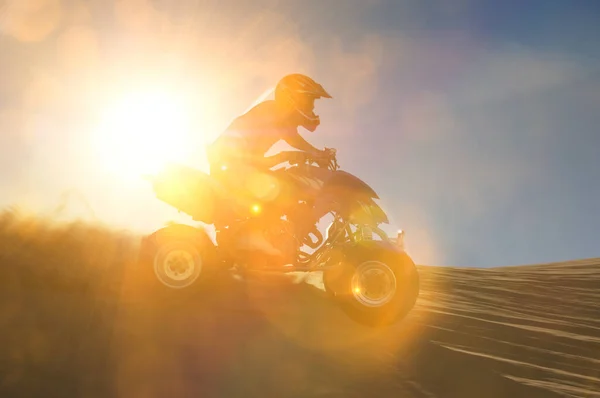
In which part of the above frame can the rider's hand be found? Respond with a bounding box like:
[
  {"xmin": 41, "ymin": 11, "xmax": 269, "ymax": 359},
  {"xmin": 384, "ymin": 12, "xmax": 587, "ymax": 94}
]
[
  {"xmin": 310, "ymin": 148, "xmax": 328, "ymax": 159},
  {"xmin": 325, "ymin": 148, "xmax": 336, "ymax": 157},
  {"xmin": 315, "ymin": 148, "xmax": 337, "ymax": 169},
  {"xmin": 319, "ymin": 148, "xmax": 336, "ymax": 161}
]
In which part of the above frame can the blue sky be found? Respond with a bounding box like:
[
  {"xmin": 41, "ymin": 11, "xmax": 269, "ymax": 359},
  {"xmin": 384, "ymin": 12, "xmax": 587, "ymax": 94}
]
[{"xmin": 1, "ymin": 0, "xmax": 599, "ymax": 267}]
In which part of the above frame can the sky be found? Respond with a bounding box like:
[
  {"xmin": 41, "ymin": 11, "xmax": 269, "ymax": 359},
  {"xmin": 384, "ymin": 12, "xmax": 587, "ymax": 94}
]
[{"xmin": 0, "ymin": 0, "xmax": 599, "ymax": 267}]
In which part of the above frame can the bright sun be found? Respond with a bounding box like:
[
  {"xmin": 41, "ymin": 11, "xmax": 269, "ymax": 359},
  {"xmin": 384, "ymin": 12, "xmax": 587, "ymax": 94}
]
[{"xmin": 93, "ymin": 89, "xmax": 193, "ymax": 178}]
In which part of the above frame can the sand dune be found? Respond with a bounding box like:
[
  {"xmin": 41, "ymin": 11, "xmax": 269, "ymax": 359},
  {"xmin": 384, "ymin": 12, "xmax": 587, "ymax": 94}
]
[
  {"xmin": 0, "ymin": 214, "xmax": 598, "ymax": 397},
  {"xmin": 414, "ymin": 261, "xmax": 600, "ymax": 397}
]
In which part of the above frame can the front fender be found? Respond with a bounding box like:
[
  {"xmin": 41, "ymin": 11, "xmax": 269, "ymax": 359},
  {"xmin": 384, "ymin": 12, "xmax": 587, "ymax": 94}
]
[
  {"xmin": 318, "ymin": 171, "xmax": 389, "ymax": 225},
  {"xmin": 341, "ymin": 239, "xmax": 405, "ymax": 256},
  {"xmin": 325, "ymin": 171, "xmax": 380, "ymax": 199}
]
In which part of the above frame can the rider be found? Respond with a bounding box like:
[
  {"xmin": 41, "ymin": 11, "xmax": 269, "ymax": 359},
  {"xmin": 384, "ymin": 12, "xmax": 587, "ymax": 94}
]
[{"xmin": 206, "ymin": 73, "xmax": 333, "ymax": 258}]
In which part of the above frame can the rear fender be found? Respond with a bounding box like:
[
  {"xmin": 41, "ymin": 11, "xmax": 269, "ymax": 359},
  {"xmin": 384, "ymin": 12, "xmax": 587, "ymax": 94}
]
[
  {"xmin": 149, "ymin": 163, "xmax": 217, "ymax": 224},
  {"xmin": 145, "ymin": 223, "xmax": 215, "ymax": 251}
]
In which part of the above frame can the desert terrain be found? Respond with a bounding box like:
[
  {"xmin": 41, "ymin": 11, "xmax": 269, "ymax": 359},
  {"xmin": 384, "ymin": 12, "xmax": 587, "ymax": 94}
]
[{"xmin": 0, "ymin": 212, "xmax": 598, "ymax": 397}]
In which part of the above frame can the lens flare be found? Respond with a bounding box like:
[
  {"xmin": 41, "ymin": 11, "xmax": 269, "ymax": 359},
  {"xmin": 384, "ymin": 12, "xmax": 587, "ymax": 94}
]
[{"xmin": 251, "ymin": 204, "xmax": 262, "ymax": 214}]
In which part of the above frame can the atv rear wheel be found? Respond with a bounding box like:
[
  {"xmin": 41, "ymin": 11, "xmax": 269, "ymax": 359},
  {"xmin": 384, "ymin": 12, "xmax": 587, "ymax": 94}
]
[
  {"xmin": 153, "ymin": 240, "xmax": 204, "ymax": 289},
  {"xmin": 136, "ymin": 225, "xmax": 220, "ymax": 299}
]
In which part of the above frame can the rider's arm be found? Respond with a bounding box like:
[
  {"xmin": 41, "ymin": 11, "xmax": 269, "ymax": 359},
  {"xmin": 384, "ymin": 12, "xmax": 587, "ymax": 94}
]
[
  {"xmin": 261, "ymin": 152, "xmax": 293, "ymax": 168},
  {"xmin": 257, "ymin": 128, "xmax": 322, "ymax": 169},
  {"xmin": 282, "ymin": 129, "xmax": 322, "ymax": 155}
]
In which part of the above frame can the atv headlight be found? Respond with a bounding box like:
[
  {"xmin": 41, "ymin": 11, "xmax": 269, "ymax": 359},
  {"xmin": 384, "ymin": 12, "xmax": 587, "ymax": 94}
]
[{"xmin": 395, "ymin": 230, "xmax": 405, "ymax": 249}]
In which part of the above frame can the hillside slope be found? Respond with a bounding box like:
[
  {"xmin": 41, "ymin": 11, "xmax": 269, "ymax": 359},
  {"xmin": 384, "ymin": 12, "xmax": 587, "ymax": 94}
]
[
  {"xmin": 0, "ymin": 213, "xmax": 598, "ymax": 397},
  {"xmin": 414, "ymin": 260, "xmax": 600, "ymax": 397}
]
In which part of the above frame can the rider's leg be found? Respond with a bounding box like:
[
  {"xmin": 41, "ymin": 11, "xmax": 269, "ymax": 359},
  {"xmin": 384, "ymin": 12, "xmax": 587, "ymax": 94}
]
[
  {"xmin": 287, "ymin": 196, "xmax": 334, "ymax": 247},
  {"xmin": 210, "ymin": 161, "xmax": 284, "ymax": 259}
]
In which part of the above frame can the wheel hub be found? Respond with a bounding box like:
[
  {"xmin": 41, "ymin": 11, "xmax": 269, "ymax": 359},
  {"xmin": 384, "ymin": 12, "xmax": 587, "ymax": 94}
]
[
  {"xmin": 351, "ymin": 261, "xmax": 397, "ymax": 307},
  {"xmin": 163, "ymin": 250, "xmax": 195, "ymax": 281}
]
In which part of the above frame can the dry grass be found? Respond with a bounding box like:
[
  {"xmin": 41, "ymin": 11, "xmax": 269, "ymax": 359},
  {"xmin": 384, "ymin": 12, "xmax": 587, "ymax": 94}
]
[
  {"xmin": 0, "ymin": 209, "xmax": 136, "ymax": 292},
  {"xmin": 0, "ymin": 209, "xmax": 138, "ymax": 397}
]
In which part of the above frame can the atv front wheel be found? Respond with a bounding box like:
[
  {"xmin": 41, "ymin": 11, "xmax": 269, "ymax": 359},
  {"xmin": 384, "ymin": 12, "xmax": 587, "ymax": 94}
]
[
  {"xmin": 350, "ymin": 260, "xmax": 398, "ymax": 308},
  {"xmin": 324, "ymin": 245, "xmax": 419, "ymax": 328}
]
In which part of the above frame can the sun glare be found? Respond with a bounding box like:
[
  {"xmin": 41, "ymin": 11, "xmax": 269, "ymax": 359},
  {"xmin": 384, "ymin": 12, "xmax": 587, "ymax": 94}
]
[{"xmin": 92, "ymin": 90, "xmax": 193, "ymax": 178}]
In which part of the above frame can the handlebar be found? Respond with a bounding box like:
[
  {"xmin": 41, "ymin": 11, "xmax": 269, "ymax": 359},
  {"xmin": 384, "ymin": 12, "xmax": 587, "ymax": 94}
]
[{"xmin": 287, "ymin": 148, "xmax": 339, "ymax": 171}]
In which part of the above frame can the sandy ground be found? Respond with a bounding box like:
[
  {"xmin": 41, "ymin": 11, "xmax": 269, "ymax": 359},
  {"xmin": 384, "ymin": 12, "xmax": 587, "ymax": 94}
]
[
  {"xmin": 0, "ymin": 220, "xmax": 598, "ymax": 397},
  {"xmin": 414, "ymin": 259, "xmax": 600, "ymax": 398}
]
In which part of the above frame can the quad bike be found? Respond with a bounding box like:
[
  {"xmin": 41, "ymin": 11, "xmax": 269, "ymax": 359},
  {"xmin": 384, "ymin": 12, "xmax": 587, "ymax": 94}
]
[{"xmin": 138, "ymin": 148, "xmax": 419, "ymax": 327}]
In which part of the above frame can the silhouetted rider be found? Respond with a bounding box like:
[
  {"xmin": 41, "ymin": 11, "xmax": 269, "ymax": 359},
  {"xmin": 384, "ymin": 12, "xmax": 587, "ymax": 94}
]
[
  {"xmin": 207, "ymin": 73, "xmax": 332, "ymax": 171},
  {"xmin": 206, "ymin": 73, "xmax": 333, "ymax": 258}
]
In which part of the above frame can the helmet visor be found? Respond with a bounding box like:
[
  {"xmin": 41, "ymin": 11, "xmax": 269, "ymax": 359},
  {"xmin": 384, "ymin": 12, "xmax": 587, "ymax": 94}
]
[{"xmin": 295, "ymin": 95, "xmax": 317, "ymax": 118}]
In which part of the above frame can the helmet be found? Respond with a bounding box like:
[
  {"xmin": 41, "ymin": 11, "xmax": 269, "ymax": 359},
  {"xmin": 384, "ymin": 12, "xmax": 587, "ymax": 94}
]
[{"xmin": 274, "ymin": 73, "xmax": 332, "ymax": 132}]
